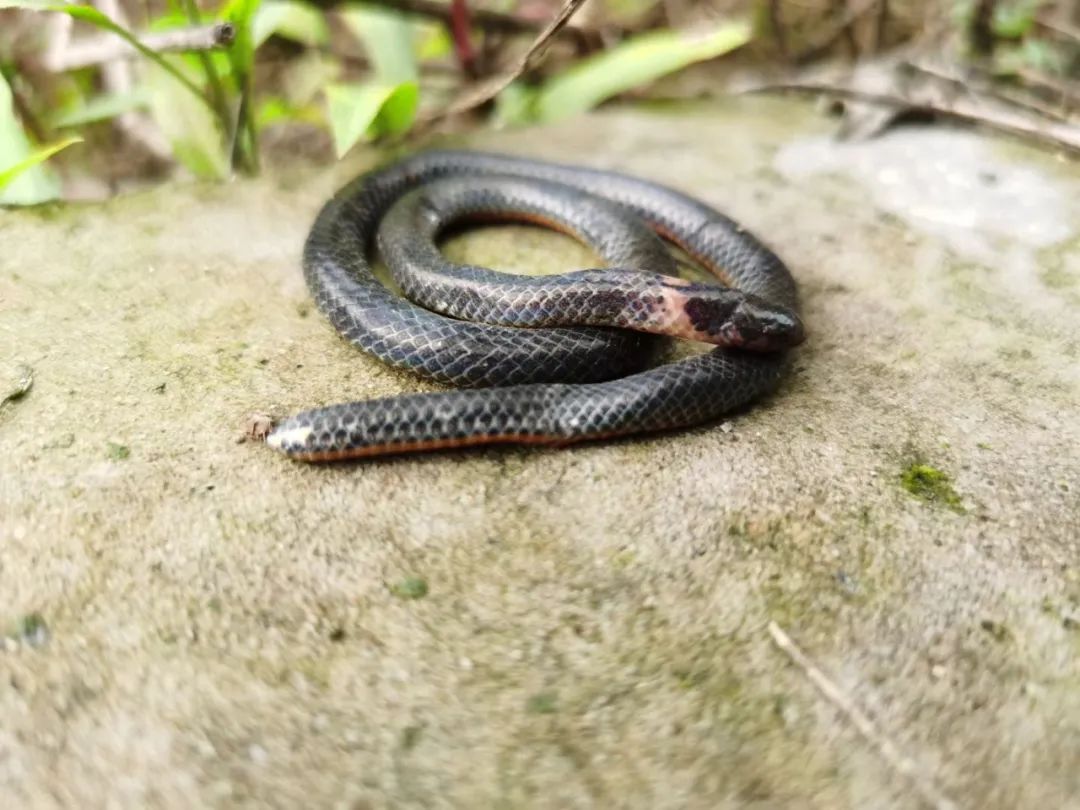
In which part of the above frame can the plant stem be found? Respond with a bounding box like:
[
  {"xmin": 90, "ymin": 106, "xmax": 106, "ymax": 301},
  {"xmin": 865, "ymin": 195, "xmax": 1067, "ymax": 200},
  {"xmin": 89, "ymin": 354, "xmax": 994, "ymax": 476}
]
[
  {"xmin": 183, "ymin": 9, "xmax": 230, "ymax": 111},
  {"xmin": 178, "ymin": 0, "xmax": 235, "ymax": 169}
]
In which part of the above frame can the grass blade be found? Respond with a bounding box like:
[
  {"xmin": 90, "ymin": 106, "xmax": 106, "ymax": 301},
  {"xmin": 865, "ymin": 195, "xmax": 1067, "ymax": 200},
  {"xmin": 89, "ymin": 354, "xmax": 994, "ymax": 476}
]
[
  {"xmin": 533, "ymin": 19, "xmax": 753, "ymax": 123},
  {"xmin": 0, "ymin": 136, "xmax": 82, "ymax": 192}
]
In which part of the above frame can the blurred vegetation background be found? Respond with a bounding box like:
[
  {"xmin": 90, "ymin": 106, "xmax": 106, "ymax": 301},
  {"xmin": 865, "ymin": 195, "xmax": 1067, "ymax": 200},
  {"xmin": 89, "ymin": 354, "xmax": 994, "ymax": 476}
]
[{"xmin": 0, "ymin": 0, "xmax": 1077, "ymax": 204}]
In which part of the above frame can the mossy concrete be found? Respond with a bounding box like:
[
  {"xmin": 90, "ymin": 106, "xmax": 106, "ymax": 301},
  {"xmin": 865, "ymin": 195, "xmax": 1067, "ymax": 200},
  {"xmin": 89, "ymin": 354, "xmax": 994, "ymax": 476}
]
[{"xmin": 1, "ymin": 98, "xmax": 1078, "ymax": 809}]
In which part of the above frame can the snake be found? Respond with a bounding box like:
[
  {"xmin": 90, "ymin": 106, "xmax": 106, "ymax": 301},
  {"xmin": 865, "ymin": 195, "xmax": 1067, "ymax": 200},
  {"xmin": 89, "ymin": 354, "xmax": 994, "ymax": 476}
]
[{"xmin": 265, "ymin": 150, "xmax": 804, "ymax": 461}]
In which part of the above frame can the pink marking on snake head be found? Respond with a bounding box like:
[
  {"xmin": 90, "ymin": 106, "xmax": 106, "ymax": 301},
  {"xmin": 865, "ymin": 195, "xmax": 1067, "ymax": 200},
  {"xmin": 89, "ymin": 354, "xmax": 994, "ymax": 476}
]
[
  {"xmin": 655, "ymin": 286, "xmax": 804, "ymax": 349},
  {"xmin": 656, "ymin": 287, "xmax": 714, "ymax": 342}
]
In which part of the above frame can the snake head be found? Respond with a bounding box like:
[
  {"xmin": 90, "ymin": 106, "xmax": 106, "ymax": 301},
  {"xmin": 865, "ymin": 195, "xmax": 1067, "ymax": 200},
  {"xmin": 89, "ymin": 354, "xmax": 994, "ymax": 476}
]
[
  {"xmin": 722, "ymin": 296, "xmax": 805, "ymax": 351},
  {"xmin": 680, "ymin": 287, "xmax": 805, "ymax": 350}
]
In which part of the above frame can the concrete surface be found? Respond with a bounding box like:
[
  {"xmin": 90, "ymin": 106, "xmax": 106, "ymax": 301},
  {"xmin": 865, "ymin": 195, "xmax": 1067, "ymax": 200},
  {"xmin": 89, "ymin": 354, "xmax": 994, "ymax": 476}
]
[{"xmin": 1, "ymin": 98, "xmax": 1078, "ymax": 809}]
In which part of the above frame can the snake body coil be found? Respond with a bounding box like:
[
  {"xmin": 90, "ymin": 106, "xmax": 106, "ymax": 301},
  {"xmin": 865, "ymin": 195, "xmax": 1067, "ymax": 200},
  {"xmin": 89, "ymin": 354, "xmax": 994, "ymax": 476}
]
[{"xmin": 267, "ymin": 151, "xmax": 804, "ymax": 461}]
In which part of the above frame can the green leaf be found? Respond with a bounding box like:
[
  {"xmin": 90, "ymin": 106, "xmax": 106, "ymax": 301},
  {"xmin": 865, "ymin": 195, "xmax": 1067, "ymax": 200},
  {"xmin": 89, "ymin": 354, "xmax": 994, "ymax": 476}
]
[
  {"xmin": 49, "ymin": 90, "xmax": 149, "ymax": 128},
  {"xmin": 340, "ymin": 6, "xmax": 418, "ymax": 83},
  {"xmin": 325, "ymin": 81, "xmax": 417, "ymax": 158},
  {"xmin": 991, "ymin": 0, "xmax": 1040, "ymax": 39},
  {"xmin": 493, "ymin": 81, "xmax": 538, "ymax": 128},
  {"xmin": 0, "ymin": 136, "xmax": 82, "ymax": 191},
  {"xmin": 531, "ymin": 20, "xmax": 753, "ymax": 124},
  {"xmin": 253, "ymin": 0, "xmax": 328, "ymax": 48},
  {"xmin": 1, "ymin": 0, "xmax": 211, "ymax": 108},
  {"xmin": 145, "ymin": 60, "xmax": 229, "ymax": 179},
  {"xmin": 0, "ymin": 73, "xmax": 69, "ymax": 204}
]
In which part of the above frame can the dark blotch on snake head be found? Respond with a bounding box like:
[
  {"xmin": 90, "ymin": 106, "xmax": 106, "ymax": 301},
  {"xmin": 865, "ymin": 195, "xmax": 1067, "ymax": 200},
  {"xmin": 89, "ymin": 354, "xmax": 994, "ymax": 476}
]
[
  {"xmin": 725, "ymin": 295, "xmax": 805, "ymax": 351},
  {"xmin": 684, "ymin": 291, "xmax": 804, "ymax": 350},
  {"xmin": 682, "ymin": 291, "xmax": 739, "ymax": 340}
]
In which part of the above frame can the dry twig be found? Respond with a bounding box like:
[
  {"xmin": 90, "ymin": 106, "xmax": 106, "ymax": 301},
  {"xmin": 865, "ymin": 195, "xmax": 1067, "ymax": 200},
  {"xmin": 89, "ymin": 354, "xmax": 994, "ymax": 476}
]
[
  {"xmin": 767, "ymin": 621, "xmax": 958, "ymax": 810},
  {"xmin": 905, "ymin": 60, "xmax": 1073, "ymax": 124},
  {"xmin": 43, "ymin": 23, "xmax": 235, "ymax": 72},
  {"xmin": 747, "ymin": 77, "xmax": 1080, "ymax": 156},
  {"xmin": 417, "ymin": 0, "xmax": 591, "ymax": 125},
  {"xmin": 1016, "ymin": 67, "xmax": 1077, "ymax": 115}
]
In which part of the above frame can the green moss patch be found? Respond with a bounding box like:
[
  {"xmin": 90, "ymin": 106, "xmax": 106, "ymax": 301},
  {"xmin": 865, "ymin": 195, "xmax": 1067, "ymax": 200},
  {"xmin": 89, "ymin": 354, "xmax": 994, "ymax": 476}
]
[
  {"xmin": 900, "ymin": 464, "xmax": 964, "ymax": 512},
  {"xmin": 16, "ymin": 612, "xmax": 49, "ymax": 647},
  {"xmin": 525, "ymin": 692, "xmax": 558, "ymax": 714},
  {"xmin": 390, "ymin": 577, "xmax": 429, "ymax": 600}
]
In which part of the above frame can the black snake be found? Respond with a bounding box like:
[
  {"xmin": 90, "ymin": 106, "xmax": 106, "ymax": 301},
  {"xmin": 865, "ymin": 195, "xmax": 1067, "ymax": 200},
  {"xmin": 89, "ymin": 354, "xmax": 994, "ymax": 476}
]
[{"xmin": 266, "ymin": 151, "xmax": 803, "ymax": 461}]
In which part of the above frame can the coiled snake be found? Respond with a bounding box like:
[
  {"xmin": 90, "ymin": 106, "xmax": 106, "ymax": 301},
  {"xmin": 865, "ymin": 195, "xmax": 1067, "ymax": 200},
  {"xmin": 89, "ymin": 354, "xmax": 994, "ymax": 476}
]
[{"xmin": 266, "ymin": 151, "xmax": 804, "ymax": 461}]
